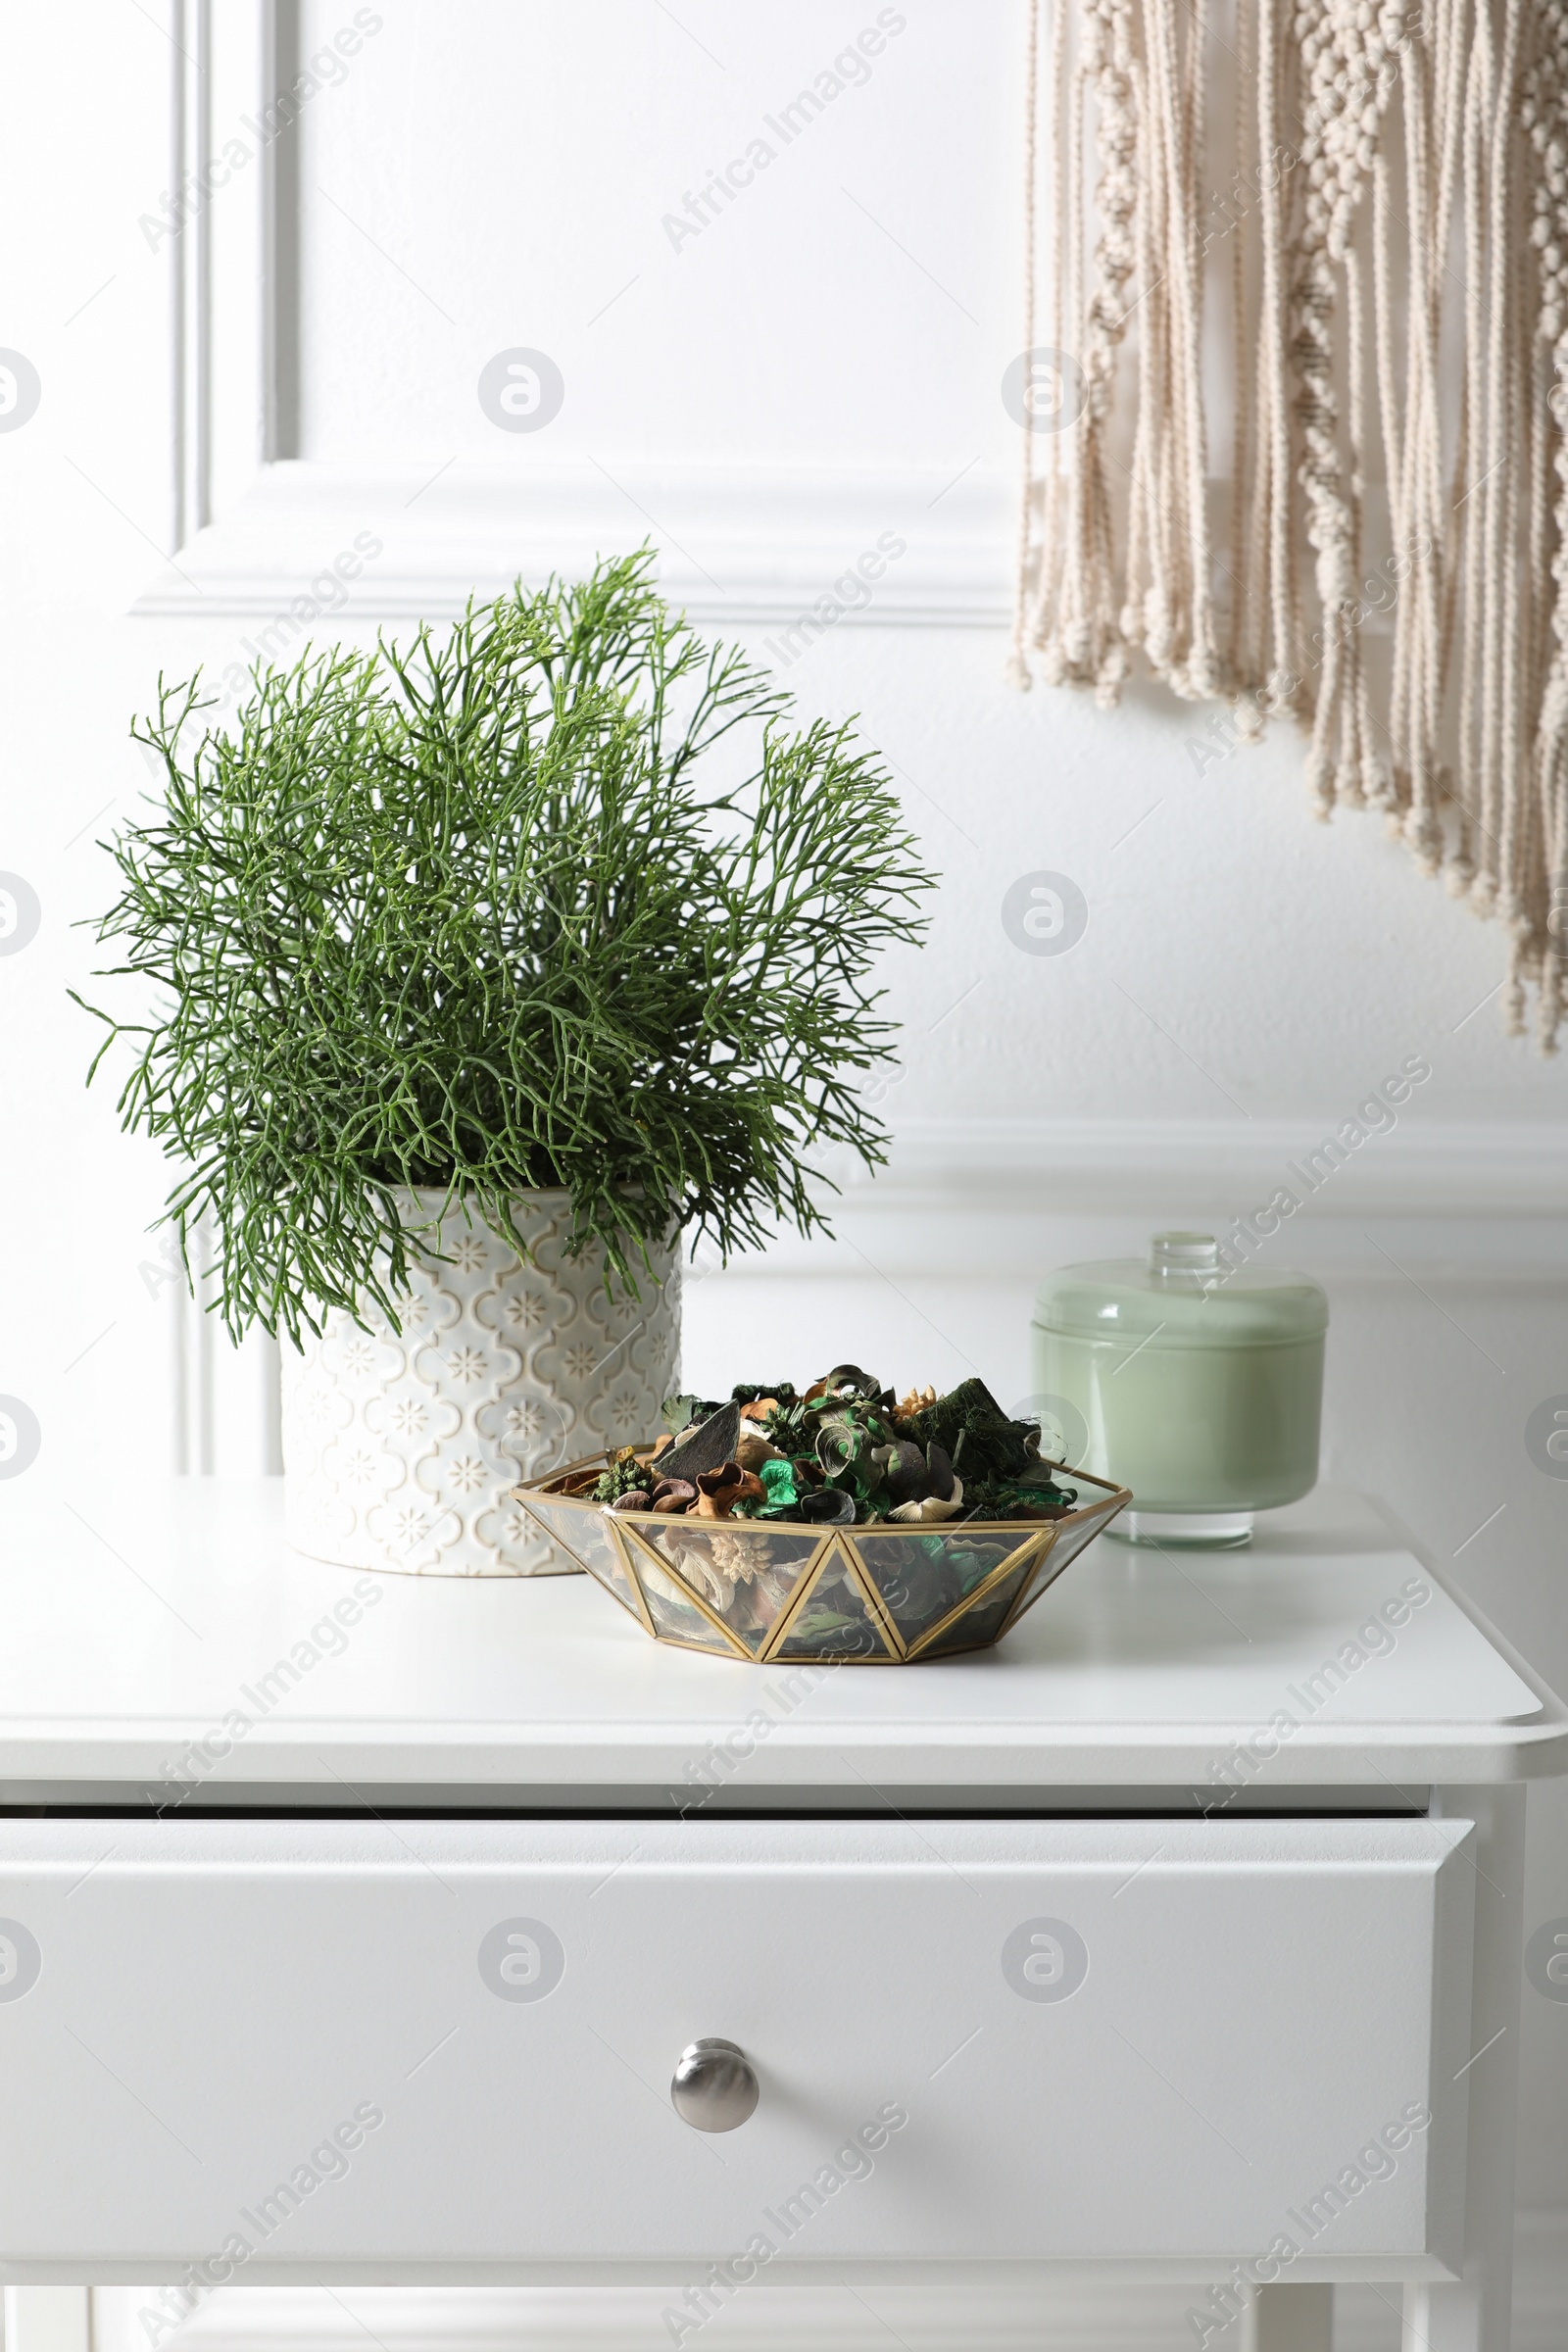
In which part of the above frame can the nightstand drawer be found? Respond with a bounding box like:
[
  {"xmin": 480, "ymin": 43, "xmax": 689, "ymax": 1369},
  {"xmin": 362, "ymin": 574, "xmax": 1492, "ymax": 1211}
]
[{"xmin": 0, "ymin": 1816, "xmax": 1473, "ymax": 2272}]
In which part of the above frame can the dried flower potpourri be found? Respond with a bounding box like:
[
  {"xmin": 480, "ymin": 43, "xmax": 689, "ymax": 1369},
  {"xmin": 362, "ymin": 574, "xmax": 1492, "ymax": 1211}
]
[{"xmin": 589, "ymin": 1365, "xmax": 1080, "ymax": 1526}]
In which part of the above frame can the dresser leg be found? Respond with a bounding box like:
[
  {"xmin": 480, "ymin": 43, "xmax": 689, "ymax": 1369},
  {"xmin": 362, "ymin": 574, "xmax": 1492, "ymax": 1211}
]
[
  {"xmin": 2, "ymin": 2288, "xmax": 91, "ymax": 2352},
  {"xmin": 1244, "ymin": 2281, "xmax": 1333, "ymax": 2351},
  {"xmin": 1398, "ymin": 1784, "xmax": 1526, "ymax": 2352}
]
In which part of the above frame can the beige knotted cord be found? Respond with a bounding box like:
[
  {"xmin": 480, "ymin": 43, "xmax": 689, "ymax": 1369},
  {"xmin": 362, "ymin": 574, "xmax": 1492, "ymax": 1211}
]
[
  {"xmin": 1524, "ymin": 0, "xmax": 1568, "ymax": 1044},
  {"xmin": 1007, "ymin": 0, "xmax": 1043, "ymax": 692},
  {"xmin": 1014, "ymin": 0, "xmax": 1567, "ymax": 1049},
  {"xmin": 1227, "ymin": 0, "xmax": 1254, "ymax": 701}
]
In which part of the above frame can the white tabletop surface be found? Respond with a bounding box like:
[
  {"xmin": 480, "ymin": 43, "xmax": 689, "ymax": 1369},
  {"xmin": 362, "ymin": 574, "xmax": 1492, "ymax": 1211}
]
[{"xmin": 0, "ymin": 1479, "xmax": 1561, "ymax": 1798}]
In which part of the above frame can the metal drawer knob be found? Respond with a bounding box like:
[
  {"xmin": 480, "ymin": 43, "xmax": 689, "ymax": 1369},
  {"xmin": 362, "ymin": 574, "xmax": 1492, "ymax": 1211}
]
[{"xmin": 670, "ymin": 2037, "xmax": 760, "ymax": 2132}]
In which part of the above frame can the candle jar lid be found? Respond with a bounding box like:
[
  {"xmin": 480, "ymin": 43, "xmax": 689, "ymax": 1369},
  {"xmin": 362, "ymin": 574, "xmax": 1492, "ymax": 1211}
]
[{"xmin": 1033, "ymin": 1232, "xmax": 1329, "ymax": 1350}]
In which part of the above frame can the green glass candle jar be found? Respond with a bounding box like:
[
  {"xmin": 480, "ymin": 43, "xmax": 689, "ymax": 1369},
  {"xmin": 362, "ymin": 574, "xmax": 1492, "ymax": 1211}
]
[{"xmin": 1030, "ymin": 1232, "xmax": 1328, "ymax": 1547}]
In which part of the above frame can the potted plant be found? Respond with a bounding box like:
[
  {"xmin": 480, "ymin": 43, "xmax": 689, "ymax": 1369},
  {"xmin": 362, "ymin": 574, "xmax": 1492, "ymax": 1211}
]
[{"xmin": 77, "ymin": 553, "xmax": 932, "ymax": 1576}]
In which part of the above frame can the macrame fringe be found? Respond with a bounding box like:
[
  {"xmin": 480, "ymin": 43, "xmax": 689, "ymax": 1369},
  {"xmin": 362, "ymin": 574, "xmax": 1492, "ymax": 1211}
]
[{"xmin": 1013, "ymin": 0, "xmax": 1568, "ymax": 1051}]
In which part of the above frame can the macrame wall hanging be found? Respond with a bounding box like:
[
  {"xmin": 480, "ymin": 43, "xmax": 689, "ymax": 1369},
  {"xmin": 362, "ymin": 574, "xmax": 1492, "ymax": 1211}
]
[{"xmin": 1009, "ymin": 0, "xmax": 1568, "ymax": 1049}]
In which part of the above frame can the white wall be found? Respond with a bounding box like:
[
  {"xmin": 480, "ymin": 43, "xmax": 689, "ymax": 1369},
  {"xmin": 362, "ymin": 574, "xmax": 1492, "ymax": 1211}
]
[{"xmin": 0, "ymin": 0, "xmax": 1562, "ymax": 2273}]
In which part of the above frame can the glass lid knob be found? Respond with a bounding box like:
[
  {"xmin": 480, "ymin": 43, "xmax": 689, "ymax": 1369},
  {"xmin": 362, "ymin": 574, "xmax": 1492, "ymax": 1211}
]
[{"xmin": 1149, "ymin": 1231, "xmax": 1220, "ymax": 1274}]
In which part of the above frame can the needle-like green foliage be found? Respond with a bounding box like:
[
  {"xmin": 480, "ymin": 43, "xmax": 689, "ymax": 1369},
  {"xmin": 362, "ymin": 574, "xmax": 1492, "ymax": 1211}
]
[{"xmin": 77, "ymin": 552, "xmax": 933, "ymax": 1345}]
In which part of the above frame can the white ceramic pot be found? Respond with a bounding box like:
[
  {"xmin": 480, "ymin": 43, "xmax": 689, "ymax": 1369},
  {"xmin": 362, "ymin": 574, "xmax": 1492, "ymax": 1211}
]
[{"xmin": 280, "ymin": 1192, "xmax": 680, "ymax": 1576}]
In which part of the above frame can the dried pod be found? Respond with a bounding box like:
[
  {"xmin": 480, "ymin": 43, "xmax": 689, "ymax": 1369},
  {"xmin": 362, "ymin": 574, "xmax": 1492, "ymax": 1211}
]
[
  {"xmin": 815, "ymin": 1412, "xmax": 878, "ymax": 1485},
  {"xmin": 876, "ymin": 1438, "xmax": 930, "ymax": 1506},
  {"xmin": 796, "ymin": 1485, "xmax": 857, "ymax": 1525},
  {"xmin": 651, "ymin": 1478, "xmax": 698, "ymax": 1514},
  {"xmin": 735, "ymin": 1431, "xmax": 784, "ymax": 1472},
  {"xmin": 609, "ymin": 1490, "xmax": 652, "ymax": 1514},
  {"xmin": 694, "ymin": 1462, "xmax": 749, "ymax": 1520},
  {"xmin": 924, "ymin": 1442, "xmax": 956, "ymax": 1501}
]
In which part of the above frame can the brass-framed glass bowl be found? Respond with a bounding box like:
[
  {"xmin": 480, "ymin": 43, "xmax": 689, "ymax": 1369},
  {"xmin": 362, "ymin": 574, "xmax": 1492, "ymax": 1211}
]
[{"xmin": 512, "ymin": 1451, "xmax": 1132, "ymax": 1662}]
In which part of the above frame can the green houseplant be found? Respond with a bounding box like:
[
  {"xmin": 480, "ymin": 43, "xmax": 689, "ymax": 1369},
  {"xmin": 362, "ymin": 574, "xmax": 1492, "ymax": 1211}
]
[{"xmin": 81, "ymin": 552, "xmax": 932, "ymax": 1575}]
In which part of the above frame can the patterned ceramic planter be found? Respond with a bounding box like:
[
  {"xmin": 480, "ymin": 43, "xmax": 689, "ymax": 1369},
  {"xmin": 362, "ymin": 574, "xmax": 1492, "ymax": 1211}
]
[{"xmin": 280, "ymin": 1192, "xmax": 680, "ymax": 1577}]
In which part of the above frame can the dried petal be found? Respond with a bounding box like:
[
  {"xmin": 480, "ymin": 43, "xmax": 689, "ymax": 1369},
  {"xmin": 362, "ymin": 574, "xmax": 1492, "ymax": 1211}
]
[{"xmin": 758, "ymin": 1456, "xmax": 804, "ymax": 1515}]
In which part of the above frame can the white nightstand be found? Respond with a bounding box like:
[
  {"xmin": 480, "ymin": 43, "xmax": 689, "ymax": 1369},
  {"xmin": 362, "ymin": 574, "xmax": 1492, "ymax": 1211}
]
[{"xmin": 0, "ymin": 1478, "xmax": 1561, "ymax": 2352}]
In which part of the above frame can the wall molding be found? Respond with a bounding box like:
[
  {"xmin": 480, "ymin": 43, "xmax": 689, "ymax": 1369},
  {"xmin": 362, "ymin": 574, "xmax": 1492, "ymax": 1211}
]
[
  {"xmin": 144, "ymin": 3, "xmax": 1017, "ymax": 627},
  {"xmin": 133, "ymin": 458, "xmax": 1015, "ymax": 627},
  {"xmin": 695, "ymin": 1118, "xmax": 1568, "ymax": 1279},
  {"xmin": 883, "ymin": 1116, "xmax": 1568, "ymax": 1213},
  {"xmin": 161, "ymin": 1113, "xmax": 1567, "ymax": 1472},
  {"xmin": 142, "ymin": 4, "xmax": 1011, "ymax": 631},
  {"xmin": 162, "ymin": 0, "xmax": 275, "ymax": 562},
  {"xmin": 809, "ymin": 1117, "xmax": 1568, "ymax": 1230}
]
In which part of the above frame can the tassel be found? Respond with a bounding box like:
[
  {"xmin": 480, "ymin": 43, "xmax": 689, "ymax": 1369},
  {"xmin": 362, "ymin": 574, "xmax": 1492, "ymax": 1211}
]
[{"xmin": 1016, "ymin": 0, "xmax": 1568, "ymax": 1050}]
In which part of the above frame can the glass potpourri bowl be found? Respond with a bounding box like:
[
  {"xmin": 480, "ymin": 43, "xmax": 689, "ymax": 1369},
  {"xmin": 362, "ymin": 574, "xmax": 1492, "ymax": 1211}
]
[{"xmin": 514, "ymin": 1450, "xmax": 1131, "ymax": 1663}]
